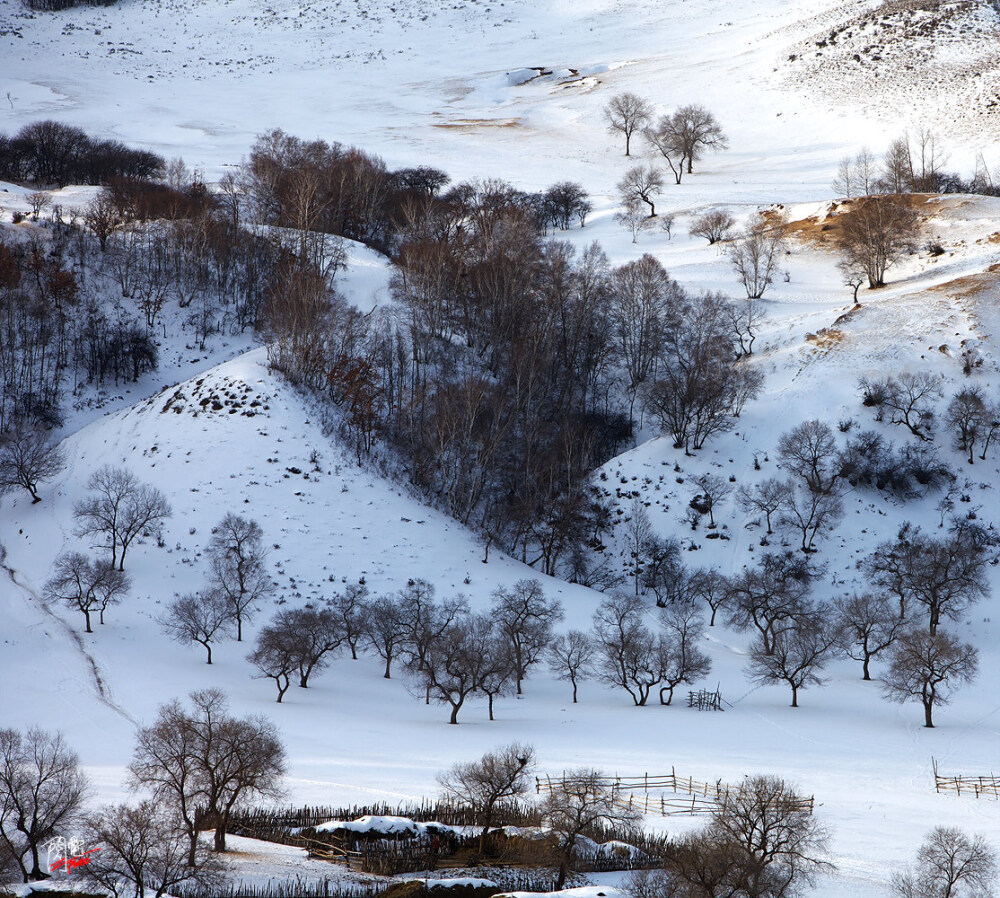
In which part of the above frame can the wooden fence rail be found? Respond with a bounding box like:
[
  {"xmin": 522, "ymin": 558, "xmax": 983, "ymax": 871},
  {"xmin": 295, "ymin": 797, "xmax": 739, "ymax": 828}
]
[{"xmin": 933, "ymin": 758, "xmax": 1000, "ymax": 799}]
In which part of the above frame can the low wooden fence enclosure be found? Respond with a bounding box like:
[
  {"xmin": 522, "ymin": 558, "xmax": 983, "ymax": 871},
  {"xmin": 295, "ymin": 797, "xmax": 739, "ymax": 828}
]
[{"xmin": 933, "ymin": 757, "xmax": 1000, "ymax": 799}]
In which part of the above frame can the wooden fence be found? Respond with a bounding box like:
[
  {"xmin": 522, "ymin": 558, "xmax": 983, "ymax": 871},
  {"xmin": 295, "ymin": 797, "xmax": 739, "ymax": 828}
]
[
  {"xmin": 536, "ymin": 769, "xmax": 814, "ymax": 817},
  {"xmin": 933, "ymin": 758, "xmax": 1000, "ymax": 799}
]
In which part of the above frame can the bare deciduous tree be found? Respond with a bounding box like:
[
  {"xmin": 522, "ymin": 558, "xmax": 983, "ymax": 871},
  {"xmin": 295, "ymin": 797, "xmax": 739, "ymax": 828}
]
[
  {"xmin": 725, "ymin": 296, "xmax": 767, "ymax": 357},
  {"xmin": 129, "ymin": 690, "xmax": 285, "ymax": 859},
  {"xmin": 691, "ymin": 473, "xmax": 732, "ymax": 529},
  {"xmin": 159, "ymin": 591, "xmax": 233, "ymax": 664},
  {"xmin": 838, "ymin": 195, "xmax": 919, "ymax": 288},
  {"xmin": 0, "ymin": 427, "xmax": 64, "ymax": 503},
  {"xmin": 946, "ymin": 387, "xmax": 988, "ymax": 465},
  {"xmin": 893, "ymin": 826, "xmax": 996, "ymax": 898},
  {"xmin": 329, "ymin": 584, "xmax": 368, "ymax": 659},
  {"xmin": 657, "ymin": 602, "xmax": 712, "ymax": 705},
  {"xmin": 362, "ymin": 594, "xmax": 408, "ymax": 679},
  {"xmin": 603, "ymin": 93, "xmax": 653, "ymax": 157},
  {"xmin": 747, "ymin": 614, "xmax": 837, "ymax": 707},
  {"xmin": 833, "ymin": 592, "xmax": 905, "ymax": 681},
  {"xmin": 547, "ymin": 630, "xmax": 593, "ymax": 703},
  {"xmin": 725, "ymin": 552, "xmax": 814, "ymax": 655},
  {"xmin": 859, "ymin": 372, "xmax": 942, "ymax": 441},
  {"xmin": 728, "ymin": 211, "xmax": 787, "ymax": 299},
  {"xmin": 778, "ymin": 482, "xmax": 844, "ymax": 553},
  {"xmin": 541, "ymin": 768, "xmax": 642, "ymax": 889},
  {"xmin": 491, "ymin": 579, "xmax": 563, "ymax": 694},
  {"xmin": 82, "ymin": 799, "xmax": 226, "ymax": 898},
  {"xmin": 883, "ymin": 629, "xmax": 978, "ymax": 728},
  {"xmin": 438, "ymin": 742, "xmax": 535, "ymax": 854},
  {"xmin": 206, "ymin": 513, "xmax": 273, "ymax": 642},
  {"xmin": 777, "ymin": 420, "xmax": 840, "ymax": 495},
  {"xmin": 44, "ymin": 551, "xmax": 131, "ymax": 632},
  {"xmin": 74, "ymin": 466, "xmax": 171, "ymax": 570},
  {"xmin": 0, "ymin": 728, "xmax": 88, "ymax": 882},
  {"xmin": 645, "ymin": 105, "xmax": 727, "ymax": 182},
  {"xmin": 738, "ymin": 477, "xmax": 791, "ymax": 536},
  {"xmin": 617, "ymin": 165, "xmax": 664, "ymax": 218},
  {"xmin": 689, "ymin": 209, "xmax": 735, "ymax": 244}
]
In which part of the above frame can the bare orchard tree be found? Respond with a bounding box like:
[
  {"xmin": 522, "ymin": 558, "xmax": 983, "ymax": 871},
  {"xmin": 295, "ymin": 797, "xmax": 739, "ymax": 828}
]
[
  {"xmin": 547, "ymin": 630, "xmax": 593, "ymax": 703},
  {"xmin": 274, "ymin": 606, "xmax": 344, "ymax": 688},
  {"xmin": 0, "ymin": 427, "xmax": 64, "ymax": 503},
  {"xmin": 362, "ymin": 593, "xmax": 409, "ymax": 679},
  {"xmin": 883, "ymin": 629, "xmax": 978, "ymax": 728},
  {"xmin": 777, "ymin": 419, "xmax": 840, "ymax": 494},
  {"xmin": 82, "ymin": 799, "xmax": 226, "ymax": 898},
  {"xmin": 490, "ymin": 579, "xmax": 564, "ymax": 694},
  {"xmin": 603, "ymin": 93, "xmax": 653, "ymax": 156},
  {"xmin": 247, "ymin": 622, "xmax": 299, "ymax": 703},
  {"xmin": 689, "ymin": 568, "xmax": 730, "ymax": 626},
  {"xmin": 838, "ymin": 195, "xmax": 919, "ymax": 288},
  {"xmin": 645, "ymin": 105, "xmax": 727, "ymax": 182},
  {"xmin": 725, "ymin": 296, "xmax": 767, "ymax": 357},
  {"xmin": 728, "ymin": 211, "xmax": 787, "ymax": 299},
  {"xmin": 129, "ymin": 690, "xmax": 285, "ymax": 858},
  {"xmin": 74, "ymin": 466, "xmax": 171, "ymax": 570},
  {"xmin": 43, "ymin": 552, "xmax": 131, "ymax": 632},
  {"xmin": 329, "ymin": 584, "xmax": 368, "ymax": 659},
  {"xmin": 833, "ymin": 592, "xmax": 905, "ymax": 681},
  {"xmin": 747, "ymin": 612, "xmax": 837, "ymax": 707},
  {"xmin": 614, "ymin": 197, "xmax": 655, "ymax": 243},
  {"xmin": 709, "ymin": 774, "xmax": 831, "ymax": 898},
  {"xmin": 206, "ymin": 513, "xmax": 273, "ymax": 641},
  {"xmin": 438, "ymin": 742, "xmax": 535, "ymax": 855},
  {"xmin": 591, "ymin": 592, "xmax": 662, "ymax": 706},
  {"xmin": 159, "ymin": 590, "xmax": 233, "ymax": 664},
  {"xmin": 947, "ymin": 387, "xmax": 989, "ymax": 465},
  {"xmin": 657, "ymin": 602, "xmax": 712, "ymax": 705},
  {"xmin": 542, "ymin": 768, "xmax": 642, "ymax": 889},
  {"xmin": 737, "ymin": 477, "xmax": 791, "ymax": 535},
  {"xmin": 777, "ymin": 481, "xmax": 844, "ymax": 553},
  {"xmin": 691, "ymin": 473, "xmax": 732, "ymax": 529},
  {"xmin": 689, "ymin": 209, "xmax": 735, "ymax": 244},
  {"xmin": 617, "ymin": 165, "xmax": 665, "ymax": 218},
  {"xmin": 859, "ymin": 372, "xmax": 942, "ymax": 441},
  {"xmin": 0, "ymin": 728, "xmax": 88, "ymax": 882},
  {"xmin": 893, "ymin": 827, "xmax": 997, "ymax": 898}
]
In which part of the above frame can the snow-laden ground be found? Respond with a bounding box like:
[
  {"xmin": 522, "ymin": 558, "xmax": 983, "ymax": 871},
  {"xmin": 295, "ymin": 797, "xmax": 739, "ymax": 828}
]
[{"xmin": 4, "ymin": 2, "xmax": 1000, "ymax": 897}]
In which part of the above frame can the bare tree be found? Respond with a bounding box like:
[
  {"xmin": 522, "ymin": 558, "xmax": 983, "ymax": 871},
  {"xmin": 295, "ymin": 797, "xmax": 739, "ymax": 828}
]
[
  {"xmin": 778, "ymin": 482, "xmax": 844, "ymax": 553},
  {"xmin": 329, "ymin": 584, "xmax": 368, "ymax": 659},
  {"xmin": 438, "ymin": 742, "xmax": 535, "ymax": 854},
  {"xmin": 44, "ymin": 552, "xmax": 131, "ymax": 632},
  {"xmin": 883, "ymin": 629, "xmax": 978, "ymax": 728},
  {"xmin": 541, "ymin": 769, "xmax": 642, "ymax": 889},
  {"xmin": 362, "ymin": 594, "xmax": 408, "ymax": 679},
  {"xmin": 604, "ymin": 93, "xmax": 654, "ymax": 156},
  {"xmin": 0, "ymin": 427, "xmax": 64, "ymax": 503},
  {"xmin": 689, "ymin": 209, "xmax": 735, "ymax": 244},
  {"xmin": 0, "ymin": 728, "xmax": 88, "ymax": 882},
  {"xmin": 615, "ymin": 197, "xmax": 655, "ymax": 243},
  {"xmin": 129, "ymin": 690, "xmax": 285, "ymax": 858},
  {"xmin": 838, "ymin": 195, "xmax": 919, "ymax": 288},
  {"xmin": 84, "ymin": 191, "xmax": 124, "ymax": 252},
  {"xmin": 725, "ymin": 553, "xmax": 814, "ymax": 655},
  {"xmin": 159, "ymin": 591, "xmax": 233, "ymax": 664},
  {"xmin": 832, "ymin": 147, "xmax": 877, "ymax": 198},
  {"xmin": 859, "ymin": 372, "xmax": 942, "ymax": 441},
  {"xmin": 247, "ymin": 623, "xmax": 299, "ymax": 703},
  {"xmin": 738, "ymin": 477, "xmax": 791, "ymax": 535},
  {"xmin": 206, "ymin": 513, "xmax": 273, "ymax": 642},
  {"xmin": 946, "ymin": 387, "xmax": 988, "ymax": 465},
  {"xmin": 728, "ymin": 211, "xmax": 787, "ymax": 299},
  {"xmin": 591, "ymin": 593, "xmax": 662, "ymax": 706},
  {"xmin": 893, "ymin": 826, "xmax": 996, "ymax": 898},
  {"xmin": 491, "ymin": 579, "xmax": 563, "ymax": 694},
  {"xmin": 26, "ymin": 192, "xmax": 51, "ymax": 221},
  {"xmin": 547, "ymin": 630, "xmax": 593, "ymax": 703},
  {"xmin": 709, "ymin": 774, "xmax": 831, "ymax": 898},
  {"xmin": 689, "ymin": 567, "xmax": 729, "ymax": 626},
  {"xmin": 777, "ymin": 420, "xmax": 839, "ymax": 494},
  {"xmin": 725, "ymin": 296, "xmax": 767, "ymax": 357},
  {"xmin": 645, "ymin": 105, "xmax": 727, "ymax": 182},
  {"xmin": 82, "ymin": 799, "xmax": 226, "ymax": 898},
  {"xmin": 617, "ymin": 165, "xmax": 664, "ymax": 218},
  {"xmin": 657, "ymin": 602, "xmax": 712, "ymax": 705},
  {"xmin": 747, "ymin": 614, "xmax": 836, "ymax": 707},
  {"xmin": 833, "ymin": 593, "xmax": 905, "ymax": 681},
  {"xmin": 622, "ymin": 498, "xmax": 655, "ymax": 595},
  {"xmin": 74, "ymin": 466, "xmax": 172, "ymax": 570},
  {"xmin": 691, "ymin": 473, "xmax": 731, "ymax": 529}
]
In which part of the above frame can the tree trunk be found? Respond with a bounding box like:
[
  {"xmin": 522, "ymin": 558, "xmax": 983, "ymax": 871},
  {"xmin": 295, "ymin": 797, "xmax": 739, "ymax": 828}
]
[
  {"xmin": 384, "ymin": 655, "xmax": 392, "ymax": 679},
  {"xmin": 449, "ymin": 703, "xmax": 460, "ymax": 725},
  {"xmin": 236, "ymin": 615, "xmax": 243, "ymax": 642},
  {"xmin": 923, "ymin": 698, "xmax": 934, "ymax": 728},
  {"xmin": 572, "ymin": 678, "xmax": 578, "ymax": 703},
  {"xmin": 84, "ymin": 609, "xmax": 92, "ymax": 633},
  {"xmin": 862, "ymin": 655, "xmax": 871, "ymax": 681},
  {"xmin": 488, "ymin": 693, "xmax": 496, "ymax": 721},
  {"xmin": 791, "ymin": 684, "xmax": 799, "ymax": 708},
  {"xmin": 203, "ymin": 641, "xmax": 213, "ymax": 664},
  {"xmin": 187, "ymin": 832, "xmax": 198, "ymax": 868}
]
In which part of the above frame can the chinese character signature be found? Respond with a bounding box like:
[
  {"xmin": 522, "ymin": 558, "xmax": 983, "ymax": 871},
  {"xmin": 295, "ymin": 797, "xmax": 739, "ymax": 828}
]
[{"xmin": 49, "ymin": 847, "xmax": 101, "ymax": 873}]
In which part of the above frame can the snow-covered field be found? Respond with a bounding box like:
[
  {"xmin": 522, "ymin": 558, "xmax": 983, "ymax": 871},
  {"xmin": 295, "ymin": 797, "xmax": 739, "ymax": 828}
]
[{"xmin": 5, "ymin": 2, "xmax": 1000, "ymax": 898}]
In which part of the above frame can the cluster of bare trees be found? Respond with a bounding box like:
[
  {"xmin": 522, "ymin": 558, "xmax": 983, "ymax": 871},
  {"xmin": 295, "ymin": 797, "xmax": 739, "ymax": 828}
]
[
  {"xmin": 161, "ymin": 513, "xmax": 273, "ymax": 663},
  {"xmin": 39, "ymin": 466, "xmax": 170, "ymax": 632},
  {"xmin": 0, "ymin": 121, "xmax": 162, "ymax": 188},
  {"xmin": 833, "ymin": 130, "xmax": 956, "ymax": 200},
  {"xmin": 248, "ymin": 577, "xmax": 564, "ymax": 722}
]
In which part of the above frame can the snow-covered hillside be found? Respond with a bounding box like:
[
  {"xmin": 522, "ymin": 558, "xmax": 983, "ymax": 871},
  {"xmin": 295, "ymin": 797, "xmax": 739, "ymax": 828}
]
[{"xmin": 5, "ymin": 2, "xmax": 1000, "ymax": 898}]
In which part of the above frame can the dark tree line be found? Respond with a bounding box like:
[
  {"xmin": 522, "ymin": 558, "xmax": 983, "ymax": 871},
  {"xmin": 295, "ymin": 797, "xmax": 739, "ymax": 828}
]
[{"xmin": 0, "ymin": 121, "xmax": 162, "ymax": 188}]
